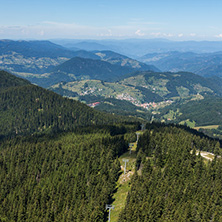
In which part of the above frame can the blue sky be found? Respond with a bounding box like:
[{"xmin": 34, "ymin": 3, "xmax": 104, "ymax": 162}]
[{"xmin": 1, "ymin": 0, "xmax": 222, "ymax": 40}]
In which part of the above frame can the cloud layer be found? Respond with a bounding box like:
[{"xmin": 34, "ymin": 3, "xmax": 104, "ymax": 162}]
[{"xmin": 0, "ymin": 21, "xmax": 221, "ymax": 40}]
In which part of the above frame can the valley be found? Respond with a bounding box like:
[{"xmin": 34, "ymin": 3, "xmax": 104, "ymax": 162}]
[
  {"xmin": 1, "ymin": 40, "xmax": 222, "ymax": 141},
  {"xmin": 49, "ymin": 69, "xmax": 222, "ymax": 135}
]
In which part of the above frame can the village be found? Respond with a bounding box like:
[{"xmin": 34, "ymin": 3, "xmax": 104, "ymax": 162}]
[{"xmin": 87, "ymin": 91, "xmax": 173, "ymax": 110}]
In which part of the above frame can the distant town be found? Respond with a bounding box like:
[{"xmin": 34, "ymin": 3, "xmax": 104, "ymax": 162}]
[{"xmin": 87, "ymin": 92, "xmax": 173, "ymax": 109}]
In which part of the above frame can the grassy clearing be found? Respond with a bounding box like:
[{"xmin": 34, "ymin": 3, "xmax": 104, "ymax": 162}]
[
  {"xmin": 194, "ymin": 125, "xmax": 219, "ymax": 130},
  {"xmin": 164, "ymin": 109, "xmax": 182, "ymax": 121},
  {"xmin": 110, "ymin": 143, "xmax": 137, "ymax": 222},
  {"xmin": 110, "ymin": 180, "xmax": 131, "ymax": 222},
  {"xmin": 179, "ymin": 119, "xmax": 196, "ymax": 128}
]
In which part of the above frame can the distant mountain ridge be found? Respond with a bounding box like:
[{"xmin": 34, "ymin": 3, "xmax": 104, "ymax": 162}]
[
  {"xmin": 0, "ymin": 39, "xmax": 78, "ymax": 58},
  {"xmin": 54, "ymin": 49, "xmax": 158, "ymax": 71},
  {"xmin": 139, "ymin": 51, "xmax": 222, "ymax": 77},
  {"xmin": 0, "ymin": 39, "xmax": 158, "ymax": 85},
  {"xmin": 13, "ymin": 55, "xmax": 158, "ymax": 88},
  {"xmin": 44, "ymin": 54, "xmax": 158, "ymax": 85},
  {"xmin": 51, "ymin": 57, "xmax": 135, "ymax": 82},
  {"xmin": 52, "ymin": 39, "xmax": 222, "ymax": 57},
  {"xmin": 0, "ymin": 40, "xmax": 80, "ymax": 74},
  {"xmin": 94, "ymin": 50, "xmax": 159, "ymax": 71}
]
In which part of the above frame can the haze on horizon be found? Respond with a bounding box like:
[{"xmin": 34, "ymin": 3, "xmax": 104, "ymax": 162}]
[{"xmin": 1, "ymin": 0, "xmax": 222, "ymax": 41}]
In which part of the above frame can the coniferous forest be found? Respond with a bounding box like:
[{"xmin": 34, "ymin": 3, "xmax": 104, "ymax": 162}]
[
  {"xmin": 0, "ymin": 71, "xmax": 131, "ymax": 138},
  {"xmin": 0, "ymin": 127, "xmax": 129, "ymax": 221},
  {"xmin": 0, "ymin": 71, "xmax": 222, "ymax": 221},
  {"xmin": 119, "ymin": 123, "xmax": 222, "ymax": 221}
]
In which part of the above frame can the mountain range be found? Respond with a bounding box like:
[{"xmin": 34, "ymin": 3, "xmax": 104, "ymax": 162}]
[
  {"xmin": 71, "ymin": 50, "xmax": 158, "ymax": 71},
  {"xmin": 139, "ymin": 51, "xmax": 222, "ymax": 77},
  {"xmin": 52, "ymin": 39, "xmax": 222, "ymax": 57},
  {"xmin": 2, "ymin": 39, "xmax": 222, "ymax": 130},
  {"xmin": 50, "ymin": 70, "xmax": 222, "ymax": 101},
  {"xmin": 0, "ymin": 40, "xmax": 78, "ymax": 74},
  {"xmin": 0, "ymin": 40, "xmax": 157, "ymax": 86}
]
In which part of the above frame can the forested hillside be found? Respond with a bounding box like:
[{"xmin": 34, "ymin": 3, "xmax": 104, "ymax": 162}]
[
  {"xmin": 0, "ymin": 40, "xmax": 77, "ymax": 58},
  {"xmin": 1, "ymin": 69, "xmax": 222, "ymax": 222},
  {"xmin": 158, "ymin": 95, "xmax": 222, "ymax": 126},
  {"xmin": 53, "ymin": 49, "xmax": 158, "ymax": 72},
  {"xmin": 51, "ymin": 57, "xmax": 136, "ymax": 82},
  {"xmin": 49, "ymin": 71, "xmax": 222, "ymax": 127},
  {"xmin": 119, "ymin": 123, "xmax": 222, "ymax": 221},
  {"xmin": 0, "ymin": 71, "xmax": 130, "ymax": 138},
  {"xmin": 0, "ymin": 70, "xmax": 30, "ymax": 88},
  {"xmin": 0, "ymin": 126, "xmax": 133, "ymax": 221},
  {"xmin": 51, "ymin": 71, "xmax": 222, "ymax": 103},
  {"xmin": 1, "ymin": 121, "xmax": 221, "ymax": 221},
  {"xmin": 119, "ymin": 71, "xmax": 222, "ymax": 97}
]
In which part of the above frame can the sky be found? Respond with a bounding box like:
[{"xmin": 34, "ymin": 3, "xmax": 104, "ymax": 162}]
[{"xmin": 1, "ymin": 0, "xmax": 222, "ymax": 40}]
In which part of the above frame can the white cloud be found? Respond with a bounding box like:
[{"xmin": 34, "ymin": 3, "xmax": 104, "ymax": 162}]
[
  {"xmin": 215, "ymin": 34, "xmax": 222, "ymax": 38},
  {"xmin": 0, "ymin": 22, "xmax": 208, "ymax": 40},
  {"xmin": 150, "ymin": 32, "xmax": 162, "ymax": 37},
  {"xmin": 164, "ymin": 33, "xmax": 174, "ymax": 37},
  {"xmin": 150, "ymin": 32, "xmax": 174, "ymax": 38},
  {"xmin": 97, "ymin": 29, "xmax": 113, "ymax": 37},
  {"xmin": 39, "ymin": 30, "xmax": 45, "ymax": 36},
  {"xmin": 0, "ymin": 22, "xmax": 110, "ymax": 39},
  {"xmin": 0, "ymin": 20, "xmax": 165, "ymax": 39},
  {"xmin": 135, "ymin": 29, "xmax": 145, "ymax": 36}
]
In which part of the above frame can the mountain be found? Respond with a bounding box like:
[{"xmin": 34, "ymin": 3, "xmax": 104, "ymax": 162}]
[
  {"xmin": 62, "ymin": 49, "xmax": 158, "ymax": 71},
  {"xmin": 0, "ymin": 70, "xmax": 30, "ymax": 88},
  {"xmin": 52, "ymin": 39, "xmax": 222, "ymax": 57},
  {"xmin": 51, "ymin": 57, "xmax": 136, "ymax": 82},
  {"xmin": 158, "ymin": 95, "xmax": 222, "ymax": 127},
  {"xmin": 64, "ymin": 50, "xmax": 101, "ymax": 60},
  {"xmin": 70, "ymin": 41, "xmax": 111, "ymax": 51},
  {"xmin": 94, "ymin": 97, "xmax": 152, "ymax": 120},
  {"xmin": 93, "ymin": 50, "xmax": 159, "ymax": 71},
  {"xmin": 119, "ymin": 71, "xmax": 222, "ymax": 98},
  {"xmin": 0, "ymin": 39, "xmax": 78, "ymax": 58},
  {"xmin": 50, "ymin": 71, "xmax": 222, "ymax": 108},
  {"xmin": 139, "ymin": 51, "xmax": 222, "ymax": 77},
  {"xmin": 0, "ymin": 70, "xmax": 129, "ymax": 138},
  {"xmin": 35, "ymin": 55, "xmax": 157, "ymax": 87},
  {"xmin": 0, "ymin": 39, "xmax": 158, "ymax": 86},
  {"xmin": 49, "ymin": 49, "xmax": 158, "ymax": 71},
  {"xmin": 49, "ymin": 70, "xmax": 222, "ymax": 129},
  {"xmin": 0, "ymin": 40, "xmax": 80, "ymax": 74},
  {"xmin": 49, "ymin": 78, "xmax": 163, "ymax": 104}
]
